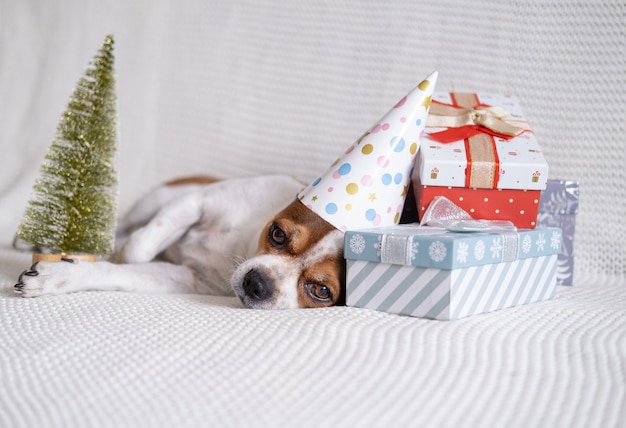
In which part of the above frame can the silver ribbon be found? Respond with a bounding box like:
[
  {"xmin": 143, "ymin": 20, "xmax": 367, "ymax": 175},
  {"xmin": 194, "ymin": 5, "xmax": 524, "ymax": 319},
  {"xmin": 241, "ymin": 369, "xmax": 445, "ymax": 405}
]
[
  {"xmin": 380, "ymin": 234, "xmax": 415, "ymax": 265},
  {"xmin": 501, "ymin": 231, "xmax": 519, "ymax": 263},
  {"xmin": 419, "ymin": 195, "xmax": 520, "ymax": 262},
  {"xmin": 379, "ymin": 227, "xmax": 445, "ymax": 265},
  {"xmin": 420, "ymin": 196, "xmax": 516, "ymax": 231},
  {"xmin": 375, "ymin": 197, "xmax": 521, "ymax": 265}
]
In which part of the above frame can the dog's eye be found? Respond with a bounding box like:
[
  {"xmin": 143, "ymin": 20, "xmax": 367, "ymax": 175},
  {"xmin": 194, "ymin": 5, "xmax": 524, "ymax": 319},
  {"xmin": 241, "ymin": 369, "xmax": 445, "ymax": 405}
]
[
  {"xmin": 306, "ymin": 283, "xmax": 332, "ymax": 302},
  {"xmin": 269, "ymin": 223, "xmax": 286, "ymax": 247}
]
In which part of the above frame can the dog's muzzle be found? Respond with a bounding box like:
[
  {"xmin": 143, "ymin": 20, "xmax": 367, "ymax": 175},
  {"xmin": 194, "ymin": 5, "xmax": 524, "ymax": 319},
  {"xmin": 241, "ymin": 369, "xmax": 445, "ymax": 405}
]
[{"xmin": 241, "ymin": 269, "xmax": 274, "ymax": 303}]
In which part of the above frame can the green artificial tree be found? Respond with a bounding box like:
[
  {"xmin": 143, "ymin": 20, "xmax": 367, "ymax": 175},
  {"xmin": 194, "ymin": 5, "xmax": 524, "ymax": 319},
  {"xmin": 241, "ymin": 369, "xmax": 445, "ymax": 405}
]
[{"xmin": 16, "ymin": 35, "xmax": 119, "ymax": 260}]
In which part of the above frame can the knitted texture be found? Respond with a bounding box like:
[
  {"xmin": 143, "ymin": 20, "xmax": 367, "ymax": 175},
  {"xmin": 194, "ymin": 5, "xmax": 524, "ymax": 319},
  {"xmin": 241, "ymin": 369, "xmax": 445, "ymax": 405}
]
[{"xmin": 0, "ymin": 252, "xmax": 625, "ymax": 427}]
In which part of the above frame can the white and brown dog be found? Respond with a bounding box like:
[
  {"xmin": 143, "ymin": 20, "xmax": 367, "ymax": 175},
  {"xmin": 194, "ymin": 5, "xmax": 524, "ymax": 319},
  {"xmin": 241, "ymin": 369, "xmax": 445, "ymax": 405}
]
[{"xmin": 14, "ymin": 175, "xmax": 346, "ymax": 309}]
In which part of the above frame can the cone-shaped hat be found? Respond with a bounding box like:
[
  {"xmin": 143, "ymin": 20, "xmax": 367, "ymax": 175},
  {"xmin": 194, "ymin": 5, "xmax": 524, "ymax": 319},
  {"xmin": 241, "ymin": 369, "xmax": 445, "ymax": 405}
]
[{"xmin": 298, "ymin": 71, "xmax": 438, "ymax": 232}]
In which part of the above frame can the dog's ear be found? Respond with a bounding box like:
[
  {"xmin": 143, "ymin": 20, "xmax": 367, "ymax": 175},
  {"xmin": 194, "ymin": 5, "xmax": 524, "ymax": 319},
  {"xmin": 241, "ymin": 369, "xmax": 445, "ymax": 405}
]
[
  {"xmin": 260, "ymin": 198, "xmax": 339, "ymax": 255},
  {"xmin": 276, "ymin": 198, "xmax": 339, "ymax": 234}
]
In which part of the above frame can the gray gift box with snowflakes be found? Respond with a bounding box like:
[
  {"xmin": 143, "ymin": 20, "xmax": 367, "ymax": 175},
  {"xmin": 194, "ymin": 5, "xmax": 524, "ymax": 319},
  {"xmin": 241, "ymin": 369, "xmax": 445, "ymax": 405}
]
[
  {"xmin": 536, "ymin": 179, "xmax": 579, "ymax": 286},
  {"xmin": 345, "ymin": 224, "xmax": 562, "ymax": 320}
]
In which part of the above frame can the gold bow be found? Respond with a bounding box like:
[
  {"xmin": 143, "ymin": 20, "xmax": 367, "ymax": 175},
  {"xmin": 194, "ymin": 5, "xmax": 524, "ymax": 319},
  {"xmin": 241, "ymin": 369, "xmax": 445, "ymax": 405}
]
[{"xmin": 426, "ymin": 101, "xmax": 526, "ymax": 138}]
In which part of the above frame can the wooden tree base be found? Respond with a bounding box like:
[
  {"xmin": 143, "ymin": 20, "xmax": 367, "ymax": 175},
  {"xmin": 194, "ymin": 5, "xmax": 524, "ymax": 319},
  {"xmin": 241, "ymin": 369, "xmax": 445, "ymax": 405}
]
[{"xmin": 32, "ymin": 253, "xmax": 96, "ymax": 263}]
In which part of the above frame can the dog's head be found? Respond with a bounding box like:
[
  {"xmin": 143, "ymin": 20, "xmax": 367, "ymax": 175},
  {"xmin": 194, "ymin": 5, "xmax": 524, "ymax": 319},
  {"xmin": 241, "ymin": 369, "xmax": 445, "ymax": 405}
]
[{"xmin": 231, "ymin": 199, "xmax": 345, "ymax": 309}]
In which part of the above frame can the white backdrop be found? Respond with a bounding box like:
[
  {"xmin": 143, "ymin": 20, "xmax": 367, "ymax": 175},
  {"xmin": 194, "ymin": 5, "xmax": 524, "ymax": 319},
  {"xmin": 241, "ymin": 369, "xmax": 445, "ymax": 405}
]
[{"xmin": 1, "ymin": 1, "xmax": 624, "ymax": 273}]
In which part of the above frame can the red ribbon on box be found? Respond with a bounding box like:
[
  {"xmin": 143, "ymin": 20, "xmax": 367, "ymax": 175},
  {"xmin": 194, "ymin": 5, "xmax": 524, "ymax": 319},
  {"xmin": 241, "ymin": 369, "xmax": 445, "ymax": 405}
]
[{"xmin": 425, "ymin": 93, "xmax": 529, "ymax": 189}]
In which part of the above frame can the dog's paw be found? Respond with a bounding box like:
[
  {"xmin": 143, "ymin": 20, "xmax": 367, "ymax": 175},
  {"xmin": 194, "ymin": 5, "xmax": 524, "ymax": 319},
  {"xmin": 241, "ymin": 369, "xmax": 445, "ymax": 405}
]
[{"xmin": 14, "ymin": 258, "xmax": 80, "ymax": 298}]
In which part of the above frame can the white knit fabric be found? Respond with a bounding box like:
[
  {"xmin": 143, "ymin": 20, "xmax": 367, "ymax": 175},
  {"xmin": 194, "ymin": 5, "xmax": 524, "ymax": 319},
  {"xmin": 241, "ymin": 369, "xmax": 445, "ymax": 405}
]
[
  {"xmin": 0, "ymin": 1, "xmax": 625, "ymax": 427},
  {"xmin": 1, "ymin": 251, "xmax": 625, "ymax": 428}
]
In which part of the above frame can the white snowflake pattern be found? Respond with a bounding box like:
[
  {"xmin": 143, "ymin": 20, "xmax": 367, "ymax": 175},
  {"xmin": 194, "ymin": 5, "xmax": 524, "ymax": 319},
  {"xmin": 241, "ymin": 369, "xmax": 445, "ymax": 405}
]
[
  {"xmin": 522, "ymin": 235, "xmax": 532, "ymax": 254},
  {"xmin": 551, "ymin": 230, "xmax": 562, "ymax": 249},
  {"xmin": 474, "ymin": 240, "xmax": 485, "ymax": 261},
  {"xmin": 349, "ymin": 234, "xmax": 366, "ymax": 255},
  {"xmin": 536, "ymin": 233, "xmax": 546, "ymax": 252},
  {"xmin": 456, "ymin": 242, "xmax": 469, "ymax": 263},
  {"xmin": 491, "ymin": 237, "xmax": 503, "ymax": 259},
  {"xmin": 429, "ymin": 241, "xmax": 447, "ymax": 262}
]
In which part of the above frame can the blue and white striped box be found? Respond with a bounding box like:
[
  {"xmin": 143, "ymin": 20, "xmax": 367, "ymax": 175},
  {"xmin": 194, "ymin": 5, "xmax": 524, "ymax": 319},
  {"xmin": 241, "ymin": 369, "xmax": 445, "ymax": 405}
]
[{"xmin": 345, "ymin": 224, "xmax": 562, "ymax": 320}]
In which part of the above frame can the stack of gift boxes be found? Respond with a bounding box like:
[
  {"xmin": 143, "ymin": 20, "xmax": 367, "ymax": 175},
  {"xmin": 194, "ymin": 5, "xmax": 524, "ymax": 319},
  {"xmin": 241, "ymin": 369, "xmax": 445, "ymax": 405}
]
[{"xmin": 343, "ymin": 89, "xmax": 578, "ymax": 320}]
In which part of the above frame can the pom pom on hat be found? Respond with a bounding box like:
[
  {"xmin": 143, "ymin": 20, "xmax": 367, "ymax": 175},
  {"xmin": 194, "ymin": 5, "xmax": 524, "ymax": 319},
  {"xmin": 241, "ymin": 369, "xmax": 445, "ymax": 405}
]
[{"xmin": 298, "ymin": 71, "xmax": 438, "ymax": 232}]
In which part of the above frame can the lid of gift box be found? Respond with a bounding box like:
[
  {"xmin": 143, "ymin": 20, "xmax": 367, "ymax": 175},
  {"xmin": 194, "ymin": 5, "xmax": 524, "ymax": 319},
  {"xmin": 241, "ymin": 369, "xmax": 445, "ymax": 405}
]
[
  {"xmin": 345, "ymin": 224, "xmax": 562, "ymax": 270},
  {"xmin": 539, "ymin": 179, "xmax": 580, "ymax": 215},
  {"xmin": 418, "ymin": 93, "xmax": 549, "ymax": 191}
]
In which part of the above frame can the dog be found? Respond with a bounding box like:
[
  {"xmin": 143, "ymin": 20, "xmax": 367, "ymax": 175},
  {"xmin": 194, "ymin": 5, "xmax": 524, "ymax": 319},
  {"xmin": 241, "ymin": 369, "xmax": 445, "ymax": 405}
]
[{"xmin": 14, "ymin": 175, "xmax": 346, "ymax": 309}]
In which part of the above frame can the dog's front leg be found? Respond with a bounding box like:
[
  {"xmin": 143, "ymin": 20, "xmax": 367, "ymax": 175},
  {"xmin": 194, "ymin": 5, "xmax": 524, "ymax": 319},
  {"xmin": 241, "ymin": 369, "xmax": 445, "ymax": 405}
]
[
  {"xmin": 15, "ymin": 258, "xmax": 198, "ymax": 297},
  {"xmin": 117, "ymin": 192, "xmax": 205, "ymax": 263}
]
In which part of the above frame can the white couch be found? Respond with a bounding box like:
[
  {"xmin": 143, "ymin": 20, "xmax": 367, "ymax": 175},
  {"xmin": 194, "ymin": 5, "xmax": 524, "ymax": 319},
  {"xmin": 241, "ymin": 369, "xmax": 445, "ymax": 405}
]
[{"xmin": 1, "ymin": 1, "xmax": 624, "ymax": 427}]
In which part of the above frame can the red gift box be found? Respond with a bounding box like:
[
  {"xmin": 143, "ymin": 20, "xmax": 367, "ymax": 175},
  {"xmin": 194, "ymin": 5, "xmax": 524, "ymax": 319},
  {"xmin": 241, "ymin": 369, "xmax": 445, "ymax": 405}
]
[
  {"xmin": 413, "ymin": 93, "xmax": 548, "ymax": 228},
  {"xmin": 415, "ymin": 185, "xmax": 541, "ymax": 228}
]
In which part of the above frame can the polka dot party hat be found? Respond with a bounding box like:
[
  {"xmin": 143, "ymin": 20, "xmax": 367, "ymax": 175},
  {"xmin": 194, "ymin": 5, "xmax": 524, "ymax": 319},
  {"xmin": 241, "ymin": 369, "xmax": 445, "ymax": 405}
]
[{"xmin": 298, "ymin": 71, "xmax": 438, "ymax": 232}]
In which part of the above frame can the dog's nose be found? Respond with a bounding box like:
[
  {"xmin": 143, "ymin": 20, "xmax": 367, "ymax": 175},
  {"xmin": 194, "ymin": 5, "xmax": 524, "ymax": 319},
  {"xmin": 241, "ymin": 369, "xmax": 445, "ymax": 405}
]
[{"xmin": 242, "ymin": 270, "xmax": 274, "ymax": 301}]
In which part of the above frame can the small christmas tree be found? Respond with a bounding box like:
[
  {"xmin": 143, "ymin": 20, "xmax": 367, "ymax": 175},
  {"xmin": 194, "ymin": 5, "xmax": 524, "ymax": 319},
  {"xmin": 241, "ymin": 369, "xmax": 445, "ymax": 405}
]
[{"xmin": 16, "ymin": 35, "xmax": 119, "ymax": 259}]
